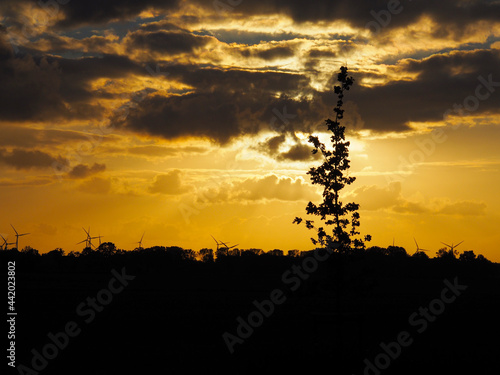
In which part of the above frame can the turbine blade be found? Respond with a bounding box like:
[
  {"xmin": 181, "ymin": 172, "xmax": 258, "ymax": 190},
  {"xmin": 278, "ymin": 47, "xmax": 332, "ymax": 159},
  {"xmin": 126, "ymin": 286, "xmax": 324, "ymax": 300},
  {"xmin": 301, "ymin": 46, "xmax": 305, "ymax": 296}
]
[
  {"xmin": 441, "ymin": 242, "xmax": 451, "ymax": 248},
  {"xmin": 456, "ymin": 241, "xmax": 464, "ymax": 247},
  {"xmin": 10, "ymin": 224, "xmax": 18, "ymax": 235},
  {"xmin": 414, "ymin": 237, "xmax": 418, "ymax": 248}
]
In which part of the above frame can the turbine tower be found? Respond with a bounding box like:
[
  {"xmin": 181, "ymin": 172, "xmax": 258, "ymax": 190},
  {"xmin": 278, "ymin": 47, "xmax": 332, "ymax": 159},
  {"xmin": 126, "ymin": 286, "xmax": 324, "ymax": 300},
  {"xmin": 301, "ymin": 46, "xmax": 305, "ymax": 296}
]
[
  {"xmin": 211, "ymin": 235, "xmax": 221, "ymax": 250},
  {"xmin": 95, "ymin": 234, "xmax": 103, "ymax": 247},
  {"xmin": 10, "ymin": 224, "xmax": 29, "ymax": 250}
]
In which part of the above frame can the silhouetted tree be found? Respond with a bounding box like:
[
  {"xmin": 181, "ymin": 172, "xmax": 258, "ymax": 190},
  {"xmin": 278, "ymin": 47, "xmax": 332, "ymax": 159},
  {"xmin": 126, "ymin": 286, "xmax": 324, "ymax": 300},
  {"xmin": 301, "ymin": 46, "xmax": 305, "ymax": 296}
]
[
  {"xmin": 436, "ymin": 247, "xmax": 457, "ymax": 260},
  {"xmin": 268, "ymin": 249, "xmax": 284, "ymax": 257},
  {"xmin": 21, "ymin": 246, "xmax": 40, "ymax": 257},
  {"xmin": 241, "ymin": 248, "xmax": 263, "ymax": 257},
  {"xmin": 412, "ymin": 250, "xmax": 429, "ymax": 260},
  {"xmin": 386, "ymin": 245, "xmax": 408, "ymax": 258},
  {"xmin": 228, "ymin": 248, "xmax": 241, "ymax": 257},
  {"xmin": 366, "ymin": 246, "xmax": 386, "ymax": 256},
  {"xmin": 293, "ymin": 66, "xmax": 370, "ymax": 253},
  {"xmin": 459, "ymin": 250, "xmax": 476, "ymax": 262},
  {"xmin": 476, "ymin": 254, "xmax": 491, "ymax": 263},
  {"xmin": 215, "ymin": 246, "xmax": 228, "ymax": 260},
  {"xmin": 182, "ymin": 249, "xmax": 197, "ymax": 261},
  {"xmin": 81, "ymin": 247, "xmax": 94, "ymax": 256},
  {"xmin": 199, "ymin": 248, "xmax": 214, "ymax": 263},
  {"xmin": 45, "ymin": 248, "xmax": 65, "ymax": 258},
  {"xmin": 97, "ymin": 242, "xmax": 117, "ymax": 257}
]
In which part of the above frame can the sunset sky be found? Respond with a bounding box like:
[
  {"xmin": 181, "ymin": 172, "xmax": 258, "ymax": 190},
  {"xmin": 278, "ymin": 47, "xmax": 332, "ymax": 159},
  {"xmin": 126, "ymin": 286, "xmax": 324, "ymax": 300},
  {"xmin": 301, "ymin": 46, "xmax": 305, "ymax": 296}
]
[{"xmin": 1, "ymin": 0, "xmax": 500, "ymax": 260}]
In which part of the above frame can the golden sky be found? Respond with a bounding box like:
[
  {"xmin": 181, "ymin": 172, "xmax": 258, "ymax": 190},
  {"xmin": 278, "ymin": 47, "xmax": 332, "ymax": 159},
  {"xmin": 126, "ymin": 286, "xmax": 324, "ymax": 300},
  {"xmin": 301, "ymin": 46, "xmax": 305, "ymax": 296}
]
[{"xmin": 1, "ymin": 0, "xmax": 500, "ymax": 260}]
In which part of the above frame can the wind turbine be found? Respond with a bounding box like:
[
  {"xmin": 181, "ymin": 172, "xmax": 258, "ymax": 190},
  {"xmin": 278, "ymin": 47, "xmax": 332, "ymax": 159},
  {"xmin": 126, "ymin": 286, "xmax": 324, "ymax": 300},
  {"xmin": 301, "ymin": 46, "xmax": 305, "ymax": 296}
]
[
  {"xmin": 441, "ymin": 240, "xmax": 464, "ymax": 254},
  {"xmin": 211, "ymin": 235, "xmax": 238, "ymax": 250},
  {"xmin": 136, "ymin": 232, "xmax": 145, "ymax": 249},
  {"xmin": 10, "ymin": 224, "xmax": 29, "ymax": 250},
  {"xmin": 1, "ymin": 234, "xmax": 15, "ymax": 250},
  {"xmin": 413, "ymin": 238, "xmax": 429, "ymax": 255},
  {"xmin": 79, "ymin": 227, "xmax": 99, "ymax": 248}
]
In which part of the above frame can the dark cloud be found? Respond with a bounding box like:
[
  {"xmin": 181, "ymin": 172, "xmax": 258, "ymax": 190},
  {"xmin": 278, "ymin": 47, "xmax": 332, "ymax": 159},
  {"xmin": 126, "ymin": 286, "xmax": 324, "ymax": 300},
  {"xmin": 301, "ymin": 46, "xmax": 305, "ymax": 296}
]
[
  {"xmin": 149, "ymin": 170, "xmax": 190, "ymax": 195},
  {"xmin": 196, "ymin": 0, "xmax": 500, "ymax": 34},
  {"xmin": 3, "ymin": 0, "xmax": 500, "ymax": 34},
  {"xmin": 278, "ymin": 143, "xmax": 315, "ymax": 161},
  {"xmin": 0, "ymin": 148, "xmax": 68, "ymax": 170},
  {"xmin": 118, "ymin": 49, "xmax": 500, "ymax": 142},
  {"xmin": 126, "ymin": 30, "xmax": 212, "ymax": 55},
  {"xmin": 53, "ymin": 0, "xmax": 180, "ymax": 28},
  {"xmin": 204, "ymin": 29, "xmax": 306, "ymax": 45},
  {"xmin": 52, "ymin": 53, "xmax": 144, "ymax": 101},
  {"xmin": 67, "ymin": 163, "xmax": 106, "ymax": 179},
  {"xmin": 0, "ymin": 41, "xmax": 69, "ymax": 121},
  {"xmin": 163, "ymin": 64, "xmax": 309, "ymax": 93},
  {"xmin": 259, "ymin": 134, "xmax": 286, "ymax": 155},
  {"xmin": 113, "ymin": 66, "xmax": 319, "ymax": 143},
  {"xmin": 0, "ymin": 32, "xmax": 144, "ymax": 121},
  {"xmin": 255, "ymin": 46, "xmax": 295, "ymax": 60},
  {"xmin": 307, "ymin": 49, "xmax": 337, "ymax": 59},
  {"xmin": 257, "ymin": 135, "xmax": 318, "ymax": 161},
  {"xmin": 114, "ymin": 90, "xmax": 324, "ymax": 144},
  {"xmin": 0, "ymin": 125, "xmax": 89, "ymax": 148},
  {"xmin": 31, "ymin": 34, "xmax": 114, "ymax": 54},
  {"xmin": 233, "ymin": 45, "xmax": 295, "ymax": 61},
  {"xmin": 331, "ymin": 49, "xmax": 500, "ymax": 132},
  {"xmin": 127, "ymin": 145, "xmax": 207, "ymax": 157}
]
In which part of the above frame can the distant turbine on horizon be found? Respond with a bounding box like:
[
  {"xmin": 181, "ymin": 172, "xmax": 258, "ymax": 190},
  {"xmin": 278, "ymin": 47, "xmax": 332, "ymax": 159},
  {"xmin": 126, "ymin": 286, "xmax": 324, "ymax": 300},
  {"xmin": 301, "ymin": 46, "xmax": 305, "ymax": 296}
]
[
  {"xmin": 211, "ymin": 235, "xmax": 238, "ymax": 250},
  {"xmin": 413, "ymin": 238, "xmax": 429, "ymax": 255},
  {"xmin": 136, "ymin": 232, "xmax": 145, "ymax": 249},
  {"xmin": 10, "ymin": 224, "xmax": 30, "ymax": 250},
  {"xmin": 79, "ymin": 227, "xmax": 99, "ymax": 249},
  {"xmin": 1, "ymin": 234, "xmax": 15, "ymax": 250},
  {"xmin": 441, "ymin": 240, "xmax": 464, "ymax": 253}
]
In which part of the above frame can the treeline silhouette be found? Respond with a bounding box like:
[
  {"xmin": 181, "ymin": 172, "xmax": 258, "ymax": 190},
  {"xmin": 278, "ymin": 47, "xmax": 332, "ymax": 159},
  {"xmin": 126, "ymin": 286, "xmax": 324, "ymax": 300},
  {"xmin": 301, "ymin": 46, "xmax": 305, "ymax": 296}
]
[{"xmin": 0, "ymin": 242, "xmax": 494, "ymax": 275}]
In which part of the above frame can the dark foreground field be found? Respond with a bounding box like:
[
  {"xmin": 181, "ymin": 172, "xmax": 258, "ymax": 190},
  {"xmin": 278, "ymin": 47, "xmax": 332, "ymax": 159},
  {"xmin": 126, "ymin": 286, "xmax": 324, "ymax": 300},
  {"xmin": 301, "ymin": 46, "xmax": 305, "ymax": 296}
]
[{"xmin": 3, "ymin": 249, "xmax": 500, "ymax": 375}]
